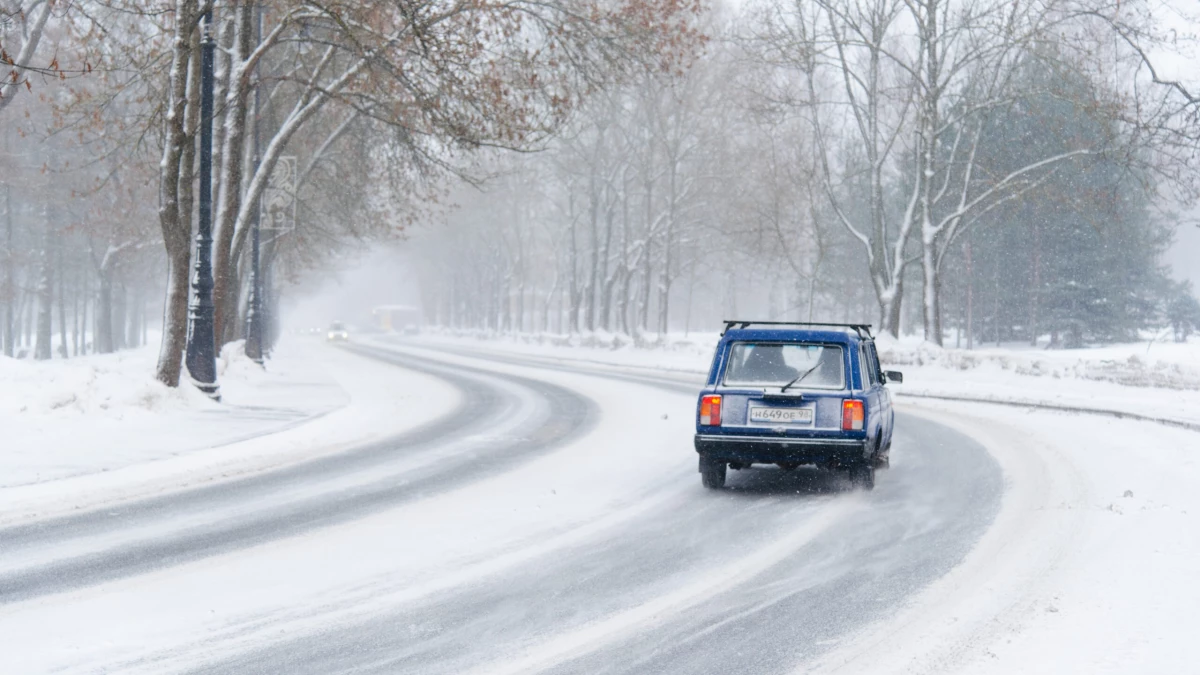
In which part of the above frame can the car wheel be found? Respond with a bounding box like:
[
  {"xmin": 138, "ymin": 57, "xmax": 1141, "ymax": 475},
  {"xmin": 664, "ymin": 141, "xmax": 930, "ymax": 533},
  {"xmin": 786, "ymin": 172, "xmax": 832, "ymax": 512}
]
[
  {"xmin": 871, "ymin": 437, "xmax": 889, "ymax": 469},
  {"xmin": 700, "ymin": 458, "xmax": 727, "ymax": 489},
  {"xmin": 849, "ymin": 463, "xmax": 875, "ymax": 491}
]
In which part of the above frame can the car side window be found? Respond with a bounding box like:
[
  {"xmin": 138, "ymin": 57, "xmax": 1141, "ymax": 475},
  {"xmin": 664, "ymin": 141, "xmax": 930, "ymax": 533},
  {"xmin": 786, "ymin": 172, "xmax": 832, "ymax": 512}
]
[
  {"xmin": 859, "ymin": 346, "xmax": 877, "ymax": 387},
  {"xmin": 867, "ymin": 345, "xmax": 880, "ymax": 387},
  {"xmin": 867, "ymin": 342, "xmax": 883, "ymax": 384}
]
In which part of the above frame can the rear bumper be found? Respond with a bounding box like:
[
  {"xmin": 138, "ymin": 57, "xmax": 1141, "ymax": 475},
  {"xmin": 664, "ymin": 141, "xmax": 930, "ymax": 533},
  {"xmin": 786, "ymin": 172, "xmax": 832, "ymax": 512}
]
[{"xmin": 695, "ymin": 434, "xmax": 869, "ymax": 466}]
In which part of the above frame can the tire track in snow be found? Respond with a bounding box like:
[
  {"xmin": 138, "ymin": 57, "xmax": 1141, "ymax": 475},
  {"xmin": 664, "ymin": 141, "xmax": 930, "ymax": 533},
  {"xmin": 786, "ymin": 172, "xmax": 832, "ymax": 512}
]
[
  {"xmin": 0, "ymin": 346, "xmax": 595, "ymax": 604},
  {"xmin": 189, "ymin": 341, "xmax": 1001, "ymax": 675}
]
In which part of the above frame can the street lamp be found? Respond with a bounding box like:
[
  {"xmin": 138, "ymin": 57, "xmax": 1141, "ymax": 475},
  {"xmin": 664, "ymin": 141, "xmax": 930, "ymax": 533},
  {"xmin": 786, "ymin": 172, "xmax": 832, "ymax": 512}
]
[{"xmin": 185, "ymin": 1, "xmax": 220, "ymax": 400}]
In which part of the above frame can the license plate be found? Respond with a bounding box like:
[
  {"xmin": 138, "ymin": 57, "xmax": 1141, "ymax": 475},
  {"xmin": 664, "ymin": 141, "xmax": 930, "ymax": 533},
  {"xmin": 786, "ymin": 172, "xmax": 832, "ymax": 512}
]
[{"xmin": 748, "ymin": 407, "xmax": 813, "ymax": 424}]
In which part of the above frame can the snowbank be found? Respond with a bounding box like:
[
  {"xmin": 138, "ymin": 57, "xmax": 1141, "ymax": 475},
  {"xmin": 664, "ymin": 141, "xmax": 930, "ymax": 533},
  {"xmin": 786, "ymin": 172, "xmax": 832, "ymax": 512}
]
[
  {"xmin": 874, "ymin": 333, "xmax": 1200, "ymax": 391},
  {"xmin": 0, "ymin": 346, "xmax": 216, "ymax": 417},
  {"xmin": 0, "ymin": 338, "xmax": 458, "ymax": 523},
  {"xmin": 0, "ymin": 340, "xmax": 344, "ymax": 490},
  {"xmin": 404, "ymin": 329, "xmax": 1200, "ymax": 426},
  {"xmin": 413, "ymin": 327, "xmax": 719, "ymax": 374}
]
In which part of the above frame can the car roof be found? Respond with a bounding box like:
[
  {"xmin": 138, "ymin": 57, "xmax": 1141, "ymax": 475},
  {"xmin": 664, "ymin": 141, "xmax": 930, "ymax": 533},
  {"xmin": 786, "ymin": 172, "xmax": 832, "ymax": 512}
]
[{"xmin": 720, "ymin": 328, "xmax": 864, "ymax": 344}]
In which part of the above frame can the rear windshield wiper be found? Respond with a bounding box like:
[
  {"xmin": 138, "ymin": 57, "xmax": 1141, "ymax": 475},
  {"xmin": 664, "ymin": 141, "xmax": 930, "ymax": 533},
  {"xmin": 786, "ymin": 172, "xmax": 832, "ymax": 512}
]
[{"xmin": 780, "ymin": 363, "xmax": 822, "ymax": 393}]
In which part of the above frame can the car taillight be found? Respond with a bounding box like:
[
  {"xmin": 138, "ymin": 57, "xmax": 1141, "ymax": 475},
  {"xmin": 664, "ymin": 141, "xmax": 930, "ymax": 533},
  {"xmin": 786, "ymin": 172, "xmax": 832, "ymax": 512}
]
[
  {"xmin": 700, "ymin": 395, "xmax": 722, "ymax": 426},
  {"xmin": 842, "ymin": 399, "xmax": 864, "ymax": 431}
]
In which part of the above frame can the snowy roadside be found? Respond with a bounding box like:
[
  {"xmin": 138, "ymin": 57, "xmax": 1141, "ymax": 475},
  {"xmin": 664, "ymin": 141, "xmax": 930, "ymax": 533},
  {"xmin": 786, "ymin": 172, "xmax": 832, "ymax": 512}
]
[
  {"xmin": 0, "ymin": 339, "xmax": 458, "ymax": 524},
  {"xmin": 811, "ymin": 400, "xmax": 1200, "ymax": 675},
  {"xmin": 400, "ymin": 330, "xmax": 1200, "ymax": 427}
]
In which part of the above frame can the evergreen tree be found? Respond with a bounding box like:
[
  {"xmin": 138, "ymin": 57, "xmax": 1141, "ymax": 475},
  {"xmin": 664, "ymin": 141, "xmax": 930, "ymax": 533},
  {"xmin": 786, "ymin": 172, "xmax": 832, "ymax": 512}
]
[{"xmin": 940, "ymin": 56, "xmax": 1174, "ymax": 346}]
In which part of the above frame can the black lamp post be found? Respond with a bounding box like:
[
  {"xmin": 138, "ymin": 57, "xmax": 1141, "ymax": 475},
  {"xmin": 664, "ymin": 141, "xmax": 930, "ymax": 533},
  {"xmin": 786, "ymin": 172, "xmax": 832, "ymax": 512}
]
[
  {"xmin": 244, "ymin": 3, "xmax": 265, "ymax": 365},
  {"xmin": 185, "ymin": 2, "xmax": 220, "ymax": 399}
]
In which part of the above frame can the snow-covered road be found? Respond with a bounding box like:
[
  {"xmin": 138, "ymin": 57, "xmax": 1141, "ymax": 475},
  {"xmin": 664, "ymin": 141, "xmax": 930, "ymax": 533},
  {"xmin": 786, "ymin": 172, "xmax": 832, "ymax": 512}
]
[{"xmin": 0, "ymin": 340, "xmax": 1194, "ymax": 674}]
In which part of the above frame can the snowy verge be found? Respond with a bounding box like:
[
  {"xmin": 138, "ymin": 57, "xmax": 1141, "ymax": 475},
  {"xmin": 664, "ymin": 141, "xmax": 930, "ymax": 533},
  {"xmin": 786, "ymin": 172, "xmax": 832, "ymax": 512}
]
[
  {"xmin": 0, "ymin": 339, "xmax": 458, "ymax": 525},
  {"xmin": 810, "ymin": 400, "xmax": 1200, "ymax": 675},
  {"xmin": 399, "ymin": 331, "xmax": 1200, "ymax": 427}
]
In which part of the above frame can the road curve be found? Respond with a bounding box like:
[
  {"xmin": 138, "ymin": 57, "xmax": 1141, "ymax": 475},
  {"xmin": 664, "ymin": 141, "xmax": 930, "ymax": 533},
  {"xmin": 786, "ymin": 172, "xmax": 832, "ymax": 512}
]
[
  {"xmin": 0, "ymin": 345, "xmax": 595, "ymax": 604},
  {"xmin": 191, "ymin": 341, "xmax": 1004, "ymax": 675}
]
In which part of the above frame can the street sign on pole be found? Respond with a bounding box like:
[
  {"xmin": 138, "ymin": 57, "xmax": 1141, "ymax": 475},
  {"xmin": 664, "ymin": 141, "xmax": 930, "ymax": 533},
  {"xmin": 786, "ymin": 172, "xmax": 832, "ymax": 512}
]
[{"xmin": 262, "ymin": 155, "xmax": 297, "ymax": 232}]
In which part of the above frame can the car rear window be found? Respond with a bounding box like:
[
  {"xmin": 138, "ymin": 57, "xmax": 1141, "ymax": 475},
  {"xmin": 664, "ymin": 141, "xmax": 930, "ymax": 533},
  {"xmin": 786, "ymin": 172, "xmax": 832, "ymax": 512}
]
[{"xmin": 723, "ymin": 343, "xmax": 845, "ymax": 389}]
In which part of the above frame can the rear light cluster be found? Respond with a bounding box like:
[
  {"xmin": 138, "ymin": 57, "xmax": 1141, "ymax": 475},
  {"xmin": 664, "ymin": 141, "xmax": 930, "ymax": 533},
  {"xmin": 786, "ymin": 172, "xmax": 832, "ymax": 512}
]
[
  {"xmin": 842, "ymin": 399, "xmax": 864, "ymax": 430},
  {"xmin": 700, "ymin": 395, "xmax": 722, "ymax": 426}
]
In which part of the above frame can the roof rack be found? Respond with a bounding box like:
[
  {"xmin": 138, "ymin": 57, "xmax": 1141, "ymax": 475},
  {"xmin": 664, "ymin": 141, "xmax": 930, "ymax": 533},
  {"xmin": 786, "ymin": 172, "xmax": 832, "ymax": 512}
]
[{"xmin": 721, "ymin": 320, "xmax": 874, "ymax": 339}]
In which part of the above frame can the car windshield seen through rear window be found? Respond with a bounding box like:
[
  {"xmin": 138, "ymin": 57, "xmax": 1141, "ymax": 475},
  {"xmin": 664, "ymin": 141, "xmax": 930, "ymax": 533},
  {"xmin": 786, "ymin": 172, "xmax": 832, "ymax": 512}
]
[{"xmin": 723, "ymin": 343, "xmax": 845, "ymax": 389}]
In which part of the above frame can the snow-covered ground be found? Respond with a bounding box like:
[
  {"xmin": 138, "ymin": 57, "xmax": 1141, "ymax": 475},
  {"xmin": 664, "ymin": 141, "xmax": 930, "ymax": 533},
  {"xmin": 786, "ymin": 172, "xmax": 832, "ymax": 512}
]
[
  {"xmin": 816, "ymin": 400, "xmax": 1200, "ymax": 675},
  {"xmin": 0, "ymin": 340, "xmax": 341, "ymax": 488},
  {"xmin": 0, "ymin": 337, "xmax": 457, "ymax": 524},
  {"xmin": 3, "ymin": 332, "xmax": 1198, "ymax": 674}
]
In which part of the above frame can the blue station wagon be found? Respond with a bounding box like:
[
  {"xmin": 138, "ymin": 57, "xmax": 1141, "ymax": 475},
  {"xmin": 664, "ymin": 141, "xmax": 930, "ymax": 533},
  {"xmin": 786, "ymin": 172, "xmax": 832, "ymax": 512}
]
[{"xmin": 694, "ymin": 321, "xmax": 903, "ymax": 490}]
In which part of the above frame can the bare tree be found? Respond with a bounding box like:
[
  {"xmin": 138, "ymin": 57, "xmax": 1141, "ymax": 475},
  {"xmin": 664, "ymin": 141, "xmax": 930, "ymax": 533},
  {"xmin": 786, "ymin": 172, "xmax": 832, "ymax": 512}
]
[{"xmin": 0, "ymin": 0, "xmax": 56, "ymax": 115}]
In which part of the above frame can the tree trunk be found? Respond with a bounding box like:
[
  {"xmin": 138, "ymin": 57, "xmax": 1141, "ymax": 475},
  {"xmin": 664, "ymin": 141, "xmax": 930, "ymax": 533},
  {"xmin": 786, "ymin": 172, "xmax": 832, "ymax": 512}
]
[
  {"xmin": 2, "ymin": 177, "xmax": 13, "ymax": 357},
  {"xmin": 213, "ymin": 2, "xmax": 255, "ymax": 346},
  {"xmin": 155, "ymin": 0, "xmax": 199, "ymax": 386},
  {"xmin": 658, "ymin": 162, "xmax": 678, "ymax": 337},
  {"xmin": 72, "ymin": 266, "xmax": 80, "ymax": 356},
  {"xmin": 158, "ymin": 251, "xmax": 191, "ymax": 382},
  {"xmin": 127, "ymin": 285, "xmax": 141, "ymax": 349},
  {"xmin": 96, "ymin": 269, "xmax": 114, "ymax": 354},
  {"xmin": 638, "ymin": 248, "xmax": 653, "ymax": 335},
  {"xmin": 586, "ymin": 185, "xmax": 599, "ymax": 332},
  {"xmin": 965, "ymin": 240, "xmax": 973, "ymax": 349},
  {"xmin": 22, "ymin": 288, "xmax": 32, "ymax": 349},
  {"xmin": 568, "ymin": 194, "xmax": 582, "ymax": 334},
  {"xmin": 921, "ymin": 243, "xmax": 942, "ymax": 345},
  {"xmin": 80, "ymin": 266, "xmax": 89, "ymax": 355},
  {"xmin": 113, "ymin": 282, "xmax": 128, "ymax": 351},
  {"xmin": 1029, "ymin": 220, "xmax": 1041, "ymax": 346},
  {"xmin": 56, "ymin": 241, "xmax": 68, "ymax": 358},
  {"xmin": 658, "ymin": 230, "xmax": 673, "ymax": 336},
  {"xmin": 35, "ymin": 216, "xmax": 53, "ymax": 361},
  {"xmin": 878, "ymin": 276, "xmax": 903, "ymax": 338}
]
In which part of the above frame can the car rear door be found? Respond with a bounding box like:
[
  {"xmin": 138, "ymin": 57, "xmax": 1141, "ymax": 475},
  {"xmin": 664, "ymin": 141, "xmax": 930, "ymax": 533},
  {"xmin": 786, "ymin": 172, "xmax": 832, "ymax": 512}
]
[
  {"xmin": 714, "ymin": 341, "xmax": 850, "ymax": 437},
  {"xmin": 866, "ymin": 341, "xmax": 894, "ymax": 446},
  {"xmin": 857, "ymin": 342, "xmax": 885, "ymax": 447}
]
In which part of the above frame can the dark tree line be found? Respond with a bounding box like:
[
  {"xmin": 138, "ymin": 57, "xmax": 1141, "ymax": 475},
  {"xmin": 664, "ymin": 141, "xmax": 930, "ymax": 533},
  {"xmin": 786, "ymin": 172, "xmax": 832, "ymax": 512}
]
[{"xmin": 939, "ymin": 59, "xmax": 1181, "ymax": 347}]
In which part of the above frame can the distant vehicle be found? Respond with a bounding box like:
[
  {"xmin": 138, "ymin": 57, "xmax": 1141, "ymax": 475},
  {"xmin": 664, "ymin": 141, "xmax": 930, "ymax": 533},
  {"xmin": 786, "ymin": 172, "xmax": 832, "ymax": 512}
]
[
  {"xmin": 694, "ymin": 321, "xmax": 902, "ymax": 490},
  {"xmin": 371, "ymin": 305, "xmax": 422, "ymax": 333},
  {"xmin": 327, "ymin": 321, "xmax": 350, "ymax": 342}
]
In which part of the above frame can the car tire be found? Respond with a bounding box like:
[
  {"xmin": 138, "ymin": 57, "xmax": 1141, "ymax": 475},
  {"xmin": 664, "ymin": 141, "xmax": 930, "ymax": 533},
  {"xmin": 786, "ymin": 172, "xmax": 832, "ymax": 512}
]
[
  {"xmin": 849, "ymin": 463, "xmax": 875, "ymax": 491},
  {"xmin": 871, "ymin": 437, "xmax": 889, "ymax": 469},
  {"xmin": 700, "ymin": 458, "xmax": 726, "ymax": 489},
  {"xmin": 873, "ymin": 451, "xmax": 890, "ymax": 469}
]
